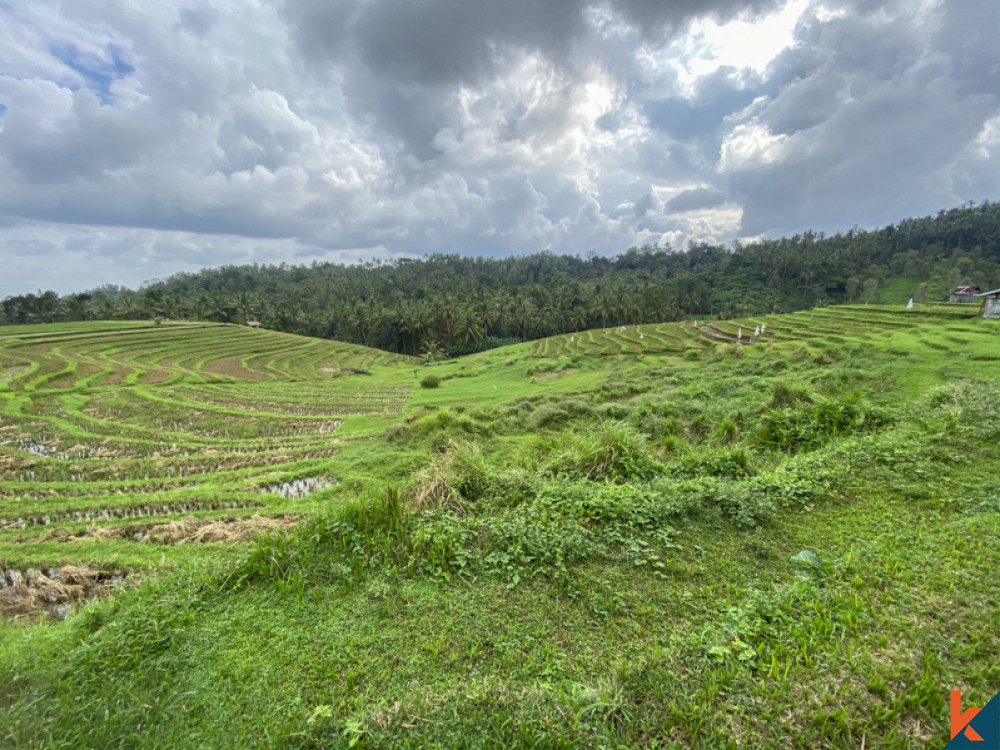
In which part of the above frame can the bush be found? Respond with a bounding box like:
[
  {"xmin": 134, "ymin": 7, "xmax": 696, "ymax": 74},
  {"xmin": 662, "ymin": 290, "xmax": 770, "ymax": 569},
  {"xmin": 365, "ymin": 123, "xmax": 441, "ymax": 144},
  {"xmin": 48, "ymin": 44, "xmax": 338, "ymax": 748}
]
[
  {"xmin": 754, "ymin": 393, "xmax": 892, "ymax": 452},
  {"xmin": 769, "ymin": 381, "xmax": 812, "ymax": 409},
  {"xmin": 549, "ymin": 421, "xmax": 662, "ymax": 482},
  {"xmin": 420, "ymin": 374, "xmax": 441, "ymax": 388},
  {"xmin": 386, "ymin": 407, "xmax": 495, "ymax": 443},
  {"xmin": 666, "ymin": 447, "xmax": 754, "ymax": 480},
  {"xmin": 671, "ymin": 477, "xmax": 774, "ymax": 529},
  {"xmin": 527, "ymin": 398, "xmax": 594, "ymax": 430}
]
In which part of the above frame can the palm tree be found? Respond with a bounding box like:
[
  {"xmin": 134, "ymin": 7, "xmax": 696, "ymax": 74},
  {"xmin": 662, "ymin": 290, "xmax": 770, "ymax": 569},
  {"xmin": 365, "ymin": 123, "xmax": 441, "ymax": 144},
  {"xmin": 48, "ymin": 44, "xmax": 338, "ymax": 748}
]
[
  {"xmin": 234, "ymin": 291, "xmax": 258, "ymax": 323},
  {"xmin": 455, "ymin": 313, "xmax": 484, "ymax": 346},
  {"xmin": 419, "ymin": 339, "xmax": 443, "ymax": 363},
  {"xmin": 207, "ymin": 292, "xmax": 234, "ymax": 323},
  {"xmin": 117, "ymin": 291, "xmax": 143, "ymax": 320},
  {"xmin": 592, "ymin": 293, "xmax": 614, "ymax": 328},
  {"xmin": 493, "ymin": 288, "xmax": 515, "ymax": 338},
  {"xmin": 473, "ymin": 296, "xmax": 494, "ymax": 339},
  {"xmin": 350, "ymin": 302, "xmax": 370, "ymax": 345},
  {"xmin": 514, "ymin": 296, "xmax": 535, "ymax": 341},
  {"xmin": 568, "ymin": 306, "xmax": 588, "ymax": 332}
]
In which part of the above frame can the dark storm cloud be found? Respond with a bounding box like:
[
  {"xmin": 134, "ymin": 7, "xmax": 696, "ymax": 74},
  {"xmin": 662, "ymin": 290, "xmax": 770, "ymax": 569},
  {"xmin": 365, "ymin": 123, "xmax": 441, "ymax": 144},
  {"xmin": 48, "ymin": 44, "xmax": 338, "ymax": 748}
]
[
  {"xmin": 280, "ymin": 0, "xmax": 780, "ymax": 156},
  {"xmin": 283, "ymin": 0, "xmax": 780, "ymax": 79},
  {"xmin": 933, "ymin": 0, "xmax": 1000, "ymax": 98},
  {"xmin": 760, "ymin": 73, "xmax": 841, "ymax": 135}
]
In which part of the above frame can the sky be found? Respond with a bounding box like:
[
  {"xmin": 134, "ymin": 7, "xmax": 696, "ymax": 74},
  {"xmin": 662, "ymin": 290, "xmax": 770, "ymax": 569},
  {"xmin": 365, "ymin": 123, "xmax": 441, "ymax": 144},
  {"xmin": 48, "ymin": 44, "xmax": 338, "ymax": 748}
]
[{"xmin": 0, "ymin": 0, "xmax": 997, "ymax": 297}]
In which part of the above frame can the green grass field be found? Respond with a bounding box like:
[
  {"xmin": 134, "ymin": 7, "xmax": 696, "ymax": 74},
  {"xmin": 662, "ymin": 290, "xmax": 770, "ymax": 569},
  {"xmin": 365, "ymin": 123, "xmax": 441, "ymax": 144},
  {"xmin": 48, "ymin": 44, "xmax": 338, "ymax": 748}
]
[{"xmin": 0, "ymin": 306, "xmax": 997, "ymax": 749}]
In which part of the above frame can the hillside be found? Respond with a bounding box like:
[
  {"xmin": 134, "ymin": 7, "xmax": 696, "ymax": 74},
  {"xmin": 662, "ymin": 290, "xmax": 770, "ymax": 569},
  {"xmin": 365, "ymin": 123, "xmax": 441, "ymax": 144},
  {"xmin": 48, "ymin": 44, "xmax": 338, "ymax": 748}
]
[
  {"xmin": 3, "ymin": 202, "xmax": 998, "ymax": 357},
  {"xmin": 0, "ymin": 305, "xmax": 997, "ymax": 748}
]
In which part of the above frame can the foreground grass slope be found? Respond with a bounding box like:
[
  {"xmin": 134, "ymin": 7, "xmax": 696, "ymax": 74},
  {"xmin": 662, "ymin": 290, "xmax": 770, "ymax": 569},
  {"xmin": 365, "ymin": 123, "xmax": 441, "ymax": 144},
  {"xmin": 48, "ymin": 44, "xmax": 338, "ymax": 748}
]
[{"xmin": 0, "ymin": 306, "xmax": 997, "ymax": 749}]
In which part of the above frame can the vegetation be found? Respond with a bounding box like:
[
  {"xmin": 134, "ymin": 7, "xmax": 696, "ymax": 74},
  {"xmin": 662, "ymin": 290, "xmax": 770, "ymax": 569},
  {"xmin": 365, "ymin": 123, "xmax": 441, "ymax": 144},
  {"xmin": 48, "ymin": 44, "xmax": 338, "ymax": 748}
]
[
  {"xmin": 0, "ymin": 302, "xmax": 997, "ymax": 748},
  {"xmin": 2, "ymin": 202, "xmax": 998, "ymax": 357}
]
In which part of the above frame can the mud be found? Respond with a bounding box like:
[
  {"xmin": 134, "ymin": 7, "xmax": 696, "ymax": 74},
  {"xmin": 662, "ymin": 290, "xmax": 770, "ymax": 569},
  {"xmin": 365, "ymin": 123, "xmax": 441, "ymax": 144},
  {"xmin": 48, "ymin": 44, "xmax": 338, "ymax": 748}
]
[
  {"xmin": 15, "ymin": 513, "xmax": 296, "ymax": 545},
  {"xmin": 0, "ymin": 563, "xmax": 127, "ymax": 621},
  {"xmin": 0, "ymin": 499, "xmax": 266, "ymax": 530}
]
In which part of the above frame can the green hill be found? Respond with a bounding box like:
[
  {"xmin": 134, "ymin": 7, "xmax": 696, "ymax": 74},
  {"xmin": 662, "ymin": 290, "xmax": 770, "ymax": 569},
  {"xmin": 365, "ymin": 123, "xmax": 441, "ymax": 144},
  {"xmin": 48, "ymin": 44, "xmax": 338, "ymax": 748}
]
[{"xmin": 1, "ymin": 307, "xmax": 997, "ymax": 748}]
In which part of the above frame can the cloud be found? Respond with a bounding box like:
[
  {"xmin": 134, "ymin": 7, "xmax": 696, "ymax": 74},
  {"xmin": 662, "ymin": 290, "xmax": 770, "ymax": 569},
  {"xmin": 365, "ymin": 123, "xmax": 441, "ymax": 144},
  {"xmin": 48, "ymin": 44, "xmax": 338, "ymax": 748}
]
[
  {"xmin": 0, "ymin": 0, "xmax": 996, "ymax": 296},
  {"xmin": 665, "ymin": 187, "xmax": 730, "ymax": 213},
  {"xmin": 719, "ymin": 0, "xmax": 1000, "ymax": 235}
]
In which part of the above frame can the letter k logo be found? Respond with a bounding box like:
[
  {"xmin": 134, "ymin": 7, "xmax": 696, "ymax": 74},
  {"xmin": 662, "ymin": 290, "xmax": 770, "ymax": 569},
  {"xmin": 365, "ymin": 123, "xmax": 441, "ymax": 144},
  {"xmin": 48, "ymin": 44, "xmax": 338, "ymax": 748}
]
[{"xmin": 953, "ymin": 691, "xmax": 985, "ymax": 742}]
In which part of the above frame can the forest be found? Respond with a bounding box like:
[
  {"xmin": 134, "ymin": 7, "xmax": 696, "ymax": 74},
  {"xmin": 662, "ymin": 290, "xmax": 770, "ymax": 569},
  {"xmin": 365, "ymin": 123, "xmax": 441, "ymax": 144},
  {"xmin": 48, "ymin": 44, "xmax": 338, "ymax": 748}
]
[{"xmin": 2, "ymin": 201, "xmax": 998, "ymax": 356}]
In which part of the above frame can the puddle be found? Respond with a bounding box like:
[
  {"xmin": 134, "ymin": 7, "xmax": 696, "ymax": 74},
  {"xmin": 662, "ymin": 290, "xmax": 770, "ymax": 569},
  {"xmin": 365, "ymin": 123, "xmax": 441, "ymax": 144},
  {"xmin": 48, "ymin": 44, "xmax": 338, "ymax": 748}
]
[
  {"xmin": 261, "ymin": 476, "xmax": 337, "ymax": 499},
  {"xmin": 0, "ymin": 564, "xmax": 127, "ymax": 621}
]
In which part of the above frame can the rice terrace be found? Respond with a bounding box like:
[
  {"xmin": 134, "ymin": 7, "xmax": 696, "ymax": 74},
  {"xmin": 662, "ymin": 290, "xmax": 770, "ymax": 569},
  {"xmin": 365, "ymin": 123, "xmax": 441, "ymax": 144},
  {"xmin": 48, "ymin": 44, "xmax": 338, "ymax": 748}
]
[{"xmin": 0, "ymin": 299, "xmax": 996, "ymax": 749}]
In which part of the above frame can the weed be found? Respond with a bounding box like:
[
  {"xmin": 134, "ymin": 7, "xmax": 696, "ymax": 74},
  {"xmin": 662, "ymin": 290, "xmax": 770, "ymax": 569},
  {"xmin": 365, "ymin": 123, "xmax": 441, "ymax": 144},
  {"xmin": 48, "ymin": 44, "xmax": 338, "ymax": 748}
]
[{"xmin": 547, "ymin": 421, "xmax": 662, "ymax": 482}]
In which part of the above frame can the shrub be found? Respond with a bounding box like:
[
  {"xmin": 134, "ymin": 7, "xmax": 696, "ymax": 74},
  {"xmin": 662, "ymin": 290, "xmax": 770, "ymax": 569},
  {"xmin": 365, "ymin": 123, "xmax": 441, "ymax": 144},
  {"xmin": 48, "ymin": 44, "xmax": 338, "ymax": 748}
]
[
  {"xmin": 923, "ymin": 379, "xmax": 999, "ymax": 439},
  {"xmin": 539, "ymin": 480, "xmax": 681, "ymax": 532},
  {"xmin": 404, "ymin": 447, "xmax": 468, "ymax": 514},
  {"xmin": 527, "ymin": 398, "xmax": 595, "ymax": 430},
  {"xmin": 769, "ymin": 381, "xmax": 812, "ymax": 409},
  {"xmin": 549, "ymin": 421, "xmax": 662, "ymax": 482},
  {"xmin": 754, "ymin": 392, "xmax": 892, "ymax": 452},
  {"xmin": 666, "ymin": 447, "xmax": 754, "ymax": 480},
  {"xmin": 671, "ymin": 477, "xmax": 774, "ymax": 529},
  {"xmin": 527, "ymin": 403, "xmax": 570, "ymax": 430},
  {"xmin": 420, "ymin": 374, "xmax": 441, "ymax": 388},
  {"xmin": 595, "ymin": 403, "xmax": 631, "ymax": 420}
]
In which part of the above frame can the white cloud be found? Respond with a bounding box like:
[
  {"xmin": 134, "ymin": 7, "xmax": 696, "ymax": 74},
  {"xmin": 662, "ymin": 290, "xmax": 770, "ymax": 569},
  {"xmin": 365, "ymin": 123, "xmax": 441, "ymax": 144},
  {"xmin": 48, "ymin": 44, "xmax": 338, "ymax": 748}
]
[
  {"xmin": 719, "ymin": 120, "xmax": 790, "ymax": 171},
  {"xmin": 0, "ymin": 0, "xmax": 996, "ymax": 295}
]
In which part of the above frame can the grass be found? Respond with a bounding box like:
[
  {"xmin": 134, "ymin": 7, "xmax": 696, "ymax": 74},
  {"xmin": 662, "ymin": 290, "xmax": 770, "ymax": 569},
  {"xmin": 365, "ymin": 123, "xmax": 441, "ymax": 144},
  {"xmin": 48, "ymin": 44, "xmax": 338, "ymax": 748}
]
[{"xmin": 0, "ymin": 307, "xmax": 997, "ymax": 748}]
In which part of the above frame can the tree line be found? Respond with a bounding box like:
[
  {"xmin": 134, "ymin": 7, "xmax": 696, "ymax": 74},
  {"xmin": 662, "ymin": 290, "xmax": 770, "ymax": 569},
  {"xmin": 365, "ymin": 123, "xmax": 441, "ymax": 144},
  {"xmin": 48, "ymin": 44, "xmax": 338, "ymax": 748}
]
[{"xmin": 3, "ymin": 201, "xmax": 998, "ymax": 356}]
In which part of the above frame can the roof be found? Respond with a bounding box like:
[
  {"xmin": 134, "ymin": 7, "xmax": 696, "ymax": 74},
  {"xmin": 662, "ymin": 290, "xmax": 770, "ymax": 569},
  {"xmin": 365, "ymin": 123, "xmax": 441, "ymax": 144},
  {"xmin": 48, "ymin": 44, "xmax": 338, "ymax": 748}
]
[
  {"xmin": 951, "ymin": 286, "xmax": 980, "ymax": 294},
  {"xmin": 974, "ymin": 288, "xmax": 1000, "ymax": 297}
]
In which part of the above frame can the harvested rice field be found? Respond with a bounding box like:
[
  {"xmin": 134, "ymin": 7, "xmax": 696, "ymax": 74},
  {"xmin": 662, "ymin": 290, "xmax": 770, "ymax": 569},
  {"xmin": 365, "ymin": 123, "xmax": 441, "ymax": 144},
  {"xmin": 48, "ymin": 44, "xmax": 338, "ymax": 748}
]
[{"xmin": 1, "ymin": 322, "xmax": 416, "ymax": 599}]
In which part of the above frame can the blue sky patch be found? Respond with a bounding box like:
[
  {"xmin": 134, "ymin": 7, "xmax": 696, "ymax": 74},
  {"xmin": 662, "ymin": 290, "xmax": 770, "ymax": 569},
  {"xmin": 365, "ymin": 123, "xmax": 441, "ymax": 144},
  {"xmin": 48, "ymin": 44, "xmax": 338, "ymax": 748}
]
[{"xmin": 48, "ymin": 43, "xmax": 134, "ymax": 104}]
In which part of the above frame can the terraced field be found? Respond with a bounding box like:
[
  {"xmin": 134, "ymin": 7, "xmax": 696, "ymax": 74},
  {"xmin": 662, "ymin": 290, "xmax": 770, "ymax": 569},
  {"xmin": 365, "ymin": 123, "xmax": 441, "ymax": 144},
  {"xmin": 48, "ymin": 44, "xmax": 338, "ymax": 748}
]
[
  {"xmin": 523, "ymin": 302, "xmax": 990, "ymax": 359},
  {"xmin": 1, "ymin": 304, "xmax": 997, "ymax": 749},
  {"xmin": 0, "ymin": 322, "xmax": 415, "ymax": 611},
  {"xmin": 0, "ymin": 304, "xmax": 992, "ymax": 618}
]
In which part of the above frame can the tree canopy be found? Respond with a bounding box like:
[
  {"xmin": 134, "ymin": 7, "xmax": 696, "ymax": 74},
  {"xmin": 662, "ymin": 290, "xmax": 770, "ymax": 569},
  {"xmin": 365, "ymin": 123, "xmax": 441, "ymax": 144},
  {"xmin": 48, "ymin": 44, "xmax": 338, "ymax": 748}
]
[{"xmin": 3, "ymin": 201, "xmax": 998, "ymax": 355}]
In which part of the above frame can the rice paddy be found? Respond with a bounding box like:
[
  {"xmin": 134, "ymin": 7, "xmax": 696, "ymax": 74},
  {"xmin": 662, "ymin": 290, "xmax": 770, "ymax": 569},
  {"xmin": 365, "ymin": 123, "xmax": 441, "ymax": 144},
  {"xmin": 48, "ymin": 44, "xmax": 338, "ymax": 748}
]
[
  {"xmin": 2, "ymin": 304, "xmax": 989, "ymax": 587},
  {"xmin": 0, "ymin": 304, "xmax": 996, "ymax": 749},
  {"xmin": 0, "ymin": 322, "xmax": 415, "ymax": 580}
]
